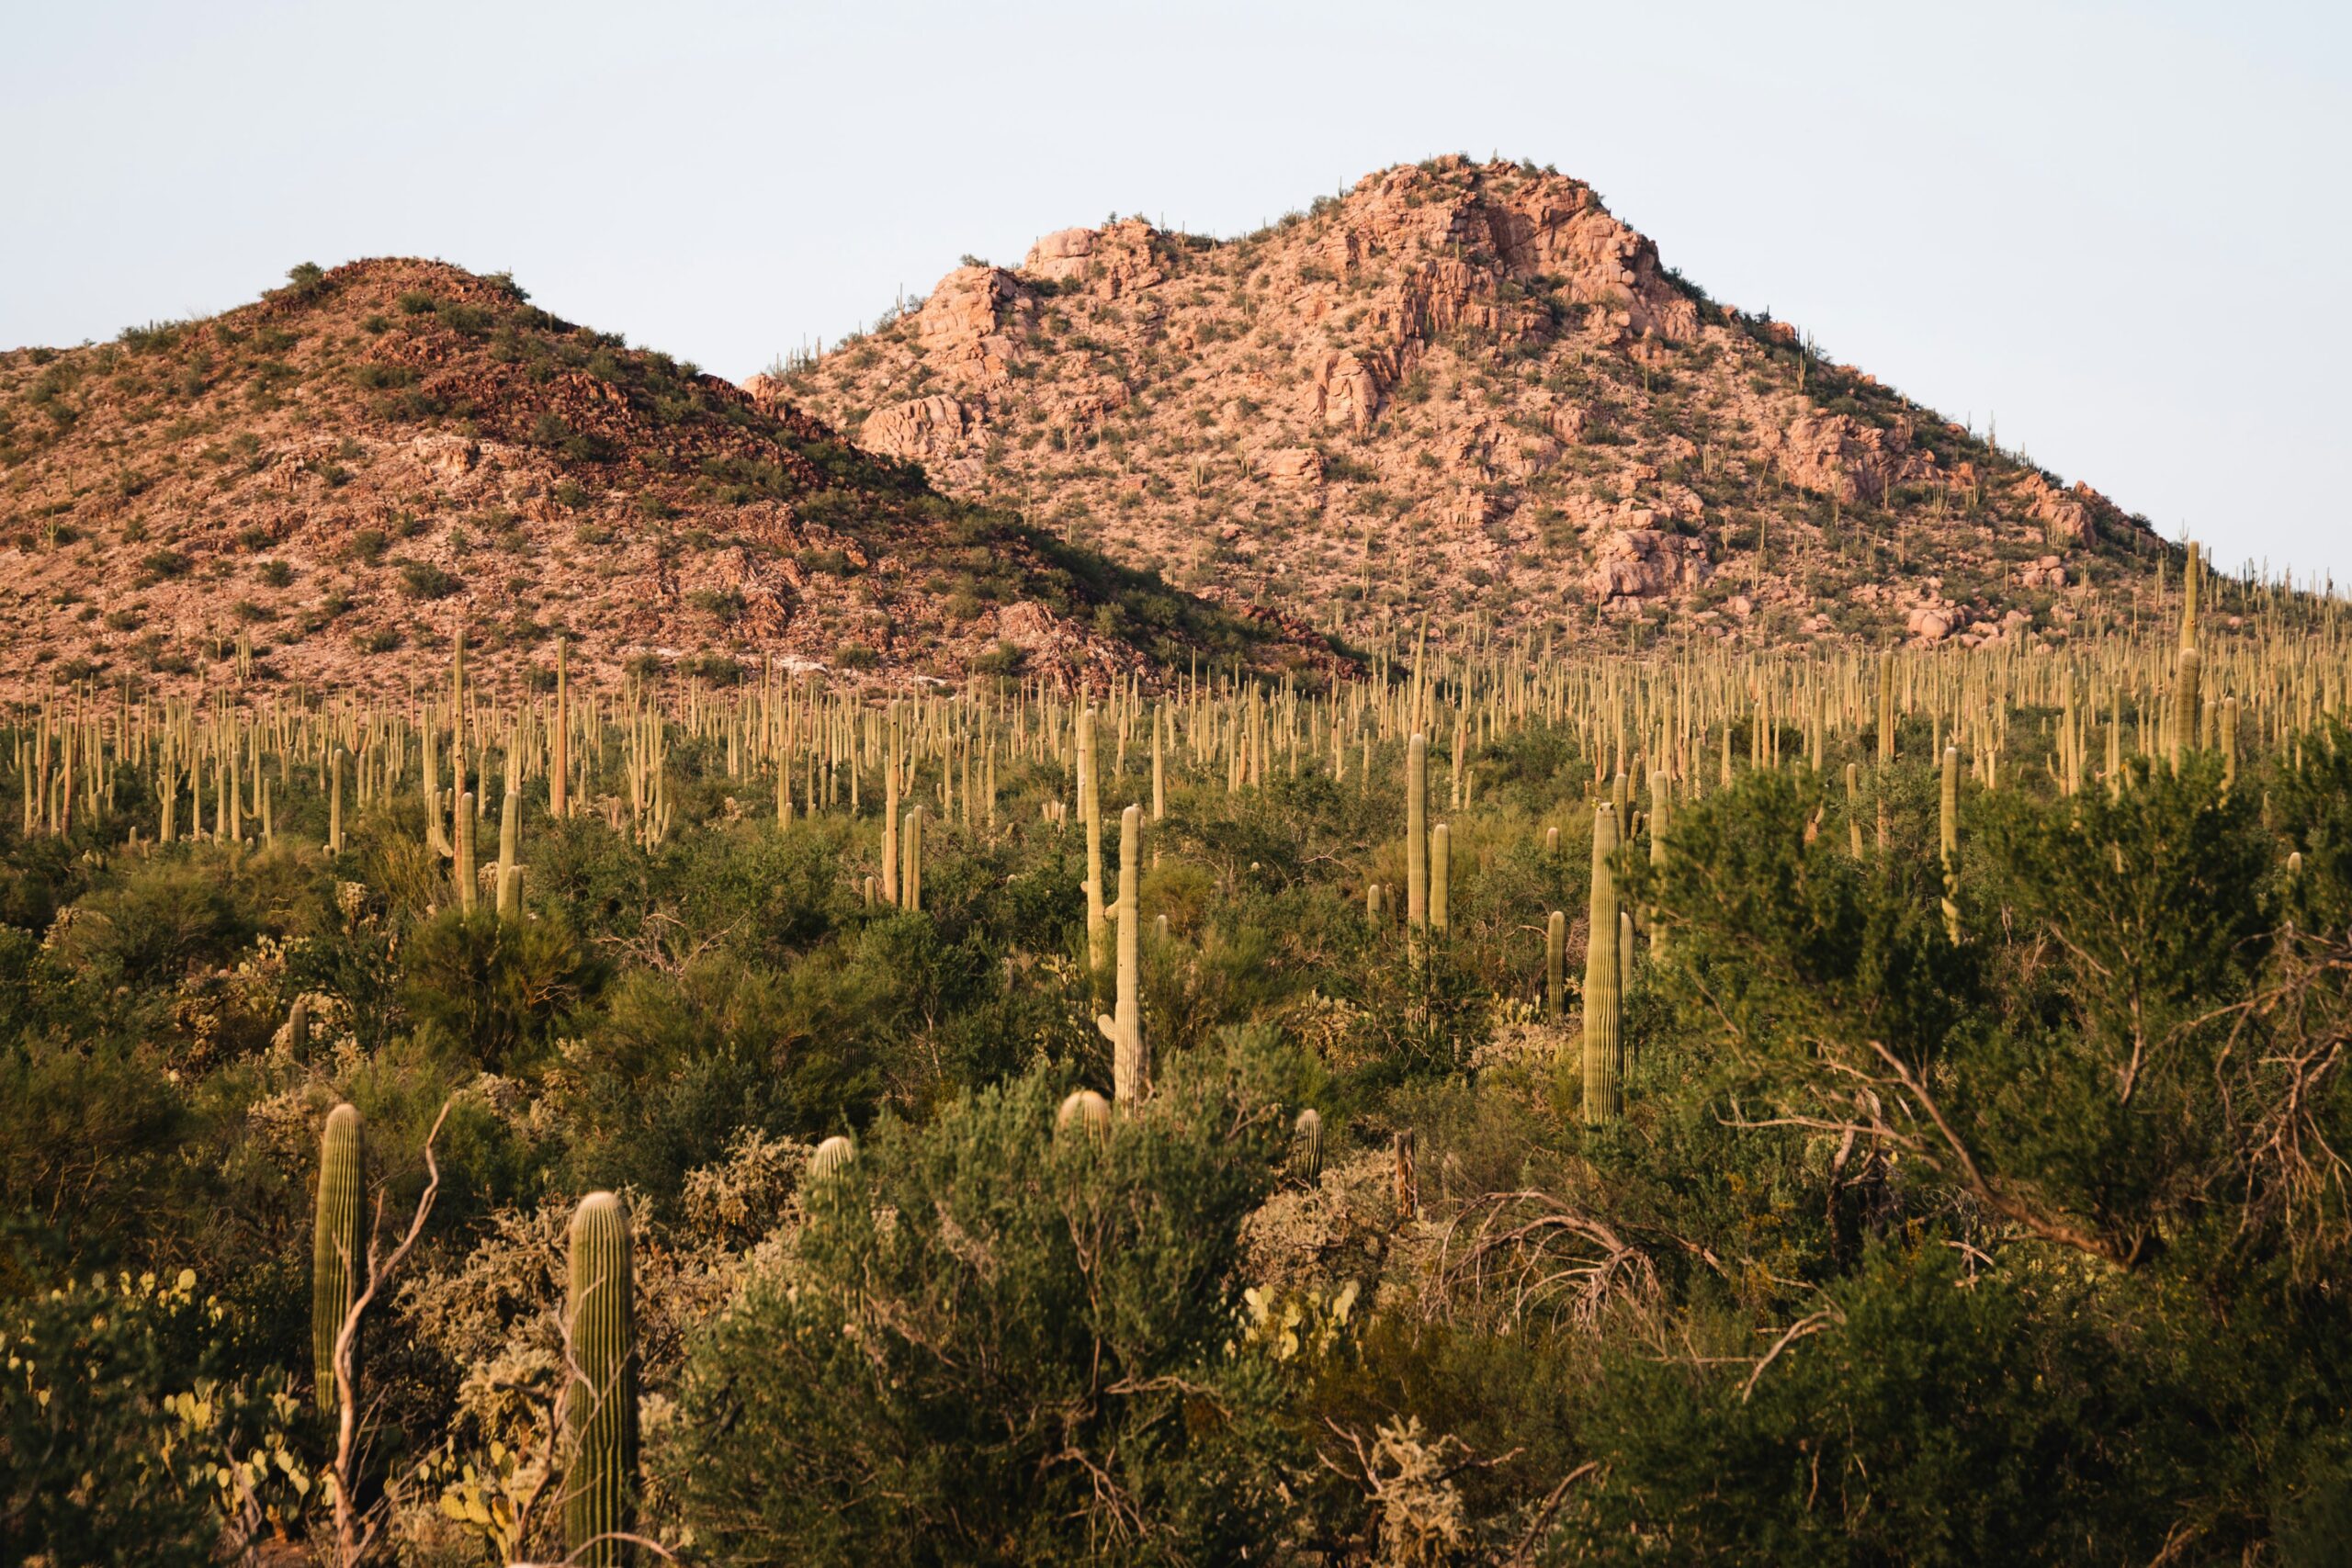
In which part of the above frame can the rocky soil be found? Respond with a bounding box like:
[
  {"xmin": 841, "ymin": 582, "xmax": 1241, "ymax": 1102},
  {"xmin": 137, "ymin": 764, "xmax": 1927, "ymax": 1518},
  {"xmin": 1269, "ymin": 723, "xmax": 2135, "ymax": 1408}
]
[{"xmin": 0, "ymin": 260, "xmax": 1325, "ymax": 696}]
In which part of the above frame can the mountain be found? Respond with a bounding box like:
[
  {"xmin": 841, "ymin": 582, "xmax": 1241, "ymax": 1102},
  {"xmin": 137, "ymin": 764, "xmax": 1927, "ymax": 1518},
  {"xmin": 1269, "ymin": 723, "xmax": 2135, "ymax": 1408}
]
[
  {"xmin": 0, "ymin": 259, "xmax": 1329, "ymax": 695},
  {"xmin": 775, "ymin": 154, "xmax": 2162, "ymax": 649}
]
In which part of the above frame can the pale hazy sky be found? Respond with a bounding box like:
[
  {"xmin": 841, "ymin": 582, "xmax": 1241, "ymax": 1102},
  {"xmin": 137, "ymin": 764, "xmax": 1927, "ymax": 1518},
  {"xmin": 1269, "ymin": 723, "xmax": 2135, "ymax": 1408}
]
[{"xmin": 8, "ymin": 1, "xmax": 2346, "ymax": 579}]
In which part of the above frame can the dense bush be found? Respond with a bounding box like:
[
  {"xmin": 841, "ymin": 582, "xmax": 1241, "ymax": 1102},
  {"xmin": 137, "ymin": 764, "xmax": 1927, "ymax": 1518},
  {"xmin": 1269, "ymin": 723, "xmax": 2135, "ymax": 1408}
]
[{"xmin": 0, "ymin": 674, "xmax": 2345, "ymax": 1563}]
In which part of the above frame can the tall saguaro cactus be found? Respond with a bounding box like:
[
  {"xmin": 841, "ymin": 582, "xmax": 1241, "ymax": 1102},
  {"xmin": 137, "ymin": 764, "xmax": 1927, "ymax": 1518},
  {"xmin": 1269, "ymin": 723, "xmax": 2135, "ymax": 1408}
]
[
  {"xmin": 327, "ymin": 746, "xmax": 345, "ymax": 855},
  {"xmin": 495, "ymin": 785, "xmax": 521, "ymax": 920},
  {"xmin": 1080, "ymin": 708, "xmax": 1107, "ymax": 978},
  {"xmin": 311, "ymin": 1103, "xmax": 365, "ymax": 1415},
  {"xmin": 1406, "ymin": 733, "xmax": 1429, "ymax": 931},
  {"xmin": 551, "ymin": 636, "xmax": 571, "ymax": 820},
  {"xmin": 1582, "ymin": 802, "xmax": 1623, "ymax": 1124},
  {"xmin": 1101, "ymin": 805, "xmax": 1148, "ymax": 1107},
  {"xmin": 901, "ymin": 807, "xmax": 924, "ymax": 913},
  {"xmin": 1939, "ymin": 746, "xmax": 1962, "ymax": 943},
  {"xmin": 1646, "ymin": 769, "xmax": 1669, "ymax": 961},
  {"xmin": 563, "ymin": 1191, "xmax": 639, "ymax": 1568},
  {"xmin": 1545, "ymin": 910, "xmax": 1566, "ymax": 1022},
  {"xmin": 455, "ymin": 789, "xmax": 477, "ymax": 913},
  {"xmin": 1429, "ymin": 822, "xmax": 1451, "ymax": 933}
]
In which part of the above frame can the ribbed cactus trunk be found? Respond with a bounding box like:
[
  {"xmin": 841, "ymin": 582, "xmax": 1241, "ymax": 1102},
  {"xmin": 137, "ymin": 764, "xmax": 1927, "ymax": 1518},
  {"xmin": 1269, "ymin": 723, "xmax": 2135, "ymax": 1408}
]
[
  {"xmin": 2221, "ymin": 694, "xmax": 2240, "ymax": 794},
  {"xmin": 901, "ymin": 807, "xmax": 923, "ymax": 913},
  {"xmin": 881, "ymin": 728, "xmax": 900, "ymax": 905},
  {"xmin": 311, "ymin": 1104, "xmax": 365, "ymax": 1416},
  {"xmin": 1151, "ymin": 705, "xmax": 1165, "ymax": 821},
  {"xmin": 1545, "ymin": 909, "xmax": 1566, "ymax": 1022},
  {"xmin": 1104, "ymin": 804, "xmax": 1148, "ymax": 1107},
  {"xmin": 1646, "ymin": 769, "xmax": 1669, "ymax": 961},
  {"xmin": 495, "ymin": 787, "xmax": 520, "ymax": 920},
  {"xmin": 454, "ymin": 789, "xmax": 476, "ymax": 912},
  {"xmin": 563, "ymin": 1191, "xmax": 638, "ymax": 1568},
  {"xmin": 551, "ymin": 637, "xmax": 571, "ymax": 820},
  {"xmin": 1291, "ymin": 1108, "xmax": 1323, "ymax": 1185},
  {"xmin": 1080, "ymin": 709, "xmax": 1107, "ymax": 979},
  {"xmin": 1877, "ymin": 651, "xmax": 1897, "ymax": 764},
  {"xmin": 2172, "ymin": 646, "xmax": 2202, "ymax": 771},
  {"xmin": 327, "ymin": 746, "xmax": 344, "ymax": 855},
  {"xmin": 1845, "ymin": 761, "xmax": 1864, "ymax": 857},
  {"xmin": 1582, "ymin": 802, "xmax": 1623, "ymax": 1124},
  {"xmin": 1429, "ymin": 822, "xmax": 1451, "ymax": 933},
  {"xmin": 1406, "ymin": 733, "xmax": 1428, "ymax": 931},
  {"xmin": 1939, "ymin": 746, "xmax": 1962, "ymax": 943}
]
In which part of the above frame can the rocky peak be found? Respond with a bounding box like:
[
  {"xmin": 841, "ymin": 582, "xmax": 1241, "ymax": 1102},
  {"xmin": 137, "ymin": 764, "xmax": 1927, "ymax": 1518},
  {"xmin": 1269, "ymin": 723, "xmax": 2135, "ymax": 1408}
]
[{"xmin": 778, "ymin": 155, "xmax": 2158, "ymax": 649}]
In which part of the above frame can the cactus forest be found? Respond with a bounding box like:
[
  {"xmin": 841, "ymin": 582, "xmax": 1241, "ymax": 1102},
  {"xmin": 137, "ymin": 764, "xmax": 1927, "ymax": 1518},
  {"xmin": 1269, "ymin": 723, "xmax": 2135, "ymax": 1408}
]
[{"xmin": 7, "ymin": 550, "xmax": 2352, "ymax": 1567}]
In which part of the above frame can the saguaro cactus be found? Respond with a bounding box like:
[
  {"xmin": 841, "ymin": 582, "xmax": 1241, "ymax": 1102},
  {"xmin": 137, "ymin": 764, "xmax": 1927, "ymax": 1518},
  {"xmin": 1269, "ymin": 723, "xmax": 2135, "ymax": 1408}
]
[
  {"xmin": 1429, "ymin": 823, "xmax": 1451, "ymax": 933},
  {"xmin": 1545, "ymin": 910, "xmax": 1566, "ymax": 1022},
  {"xmin": 1291, "ymin": 1108, "xmax": 1323, "ymax": 1185},
  {"xmin": 1080, "ymin": 709, "xmax": 1107, "ymax": 977},
  {"xmin": 1939, "ymin": 746, "xmax": 1962, "ymax": 943},
  {"xmin": 562, "ymin": 1191, "xmax": 638, "ymax": 1568},
  {"xmin": 2172, "ymin": 646, "xmax": 2203, "ymax": 770},
  {"xmin": 1406, "ymin": 733, "xmax": 1429, "ymax": 931},
  {"xmin": 1582, "ymin": 802, "xmax": 1623, "ymax": 1124},
  {"xmin": 454, "ymin": 789, "xmax": 477, "ymax": 913},
  {"xmin": 1877, "ymin": 650, "xmax": 1897, "ymax": 764},
  {"xmin": 328, "ymin": 746, "xmax": 345, "ymax": 855},
  {"xmin": 495, "ymin": 786, "xmax": 521, "ymax": 920},
  {"xmin": 311, "ymin": 1103, "xmax": 365, "ymax": 1415},
  {"xmin": 1057, "ymin": 1089, "xmax": 1113, "ymax": 1140},
  {"xmin": 2221, "ymin": 694, "xmax": 2240, "ymax": 793},
  {"xmin": 809, "ymin": 1134, "xmax": 858, "ymax": 1182},
  {"xmin": 901, "ymin": 807, "xmax": 923, "ymax": 913},
  {"xmin": 1101, "ymin": 805, "xmax": 1148, "ymax": 1107},
  {"xmin": 1646, "ymin": 769, "xmax": 1669, "ymax": 961},
  {"xmin": 551, "ymin": 637, "xmax": 571, "ymax": 820},
  {"xmin": 881, "ymin": 734, "xmax": 900, "ymax": 905}
]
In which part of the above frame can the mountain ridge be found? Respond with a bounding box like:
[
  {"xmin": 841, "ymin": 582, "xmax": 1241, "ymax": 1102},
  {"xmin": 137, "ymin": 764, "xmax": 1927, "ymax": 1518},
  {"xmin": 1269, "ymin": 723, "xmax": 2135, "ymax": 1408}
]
[
  {"xmin": 0, "ymin": 257, "xmax": 1333, "ymax": 695},
  {"xmin": 776, "ymin": 153, "xmax": 2162, "ymax": 650}
]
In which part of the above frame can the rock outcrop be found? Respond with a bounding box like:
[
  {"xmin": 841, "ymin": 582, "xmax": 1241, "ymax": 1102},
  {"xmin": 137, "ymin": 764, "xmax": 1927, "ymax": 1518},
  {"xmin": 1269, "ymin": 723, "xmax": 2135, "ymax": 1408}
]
[{"xmin": 781, "ymin": 156, "xmax": 2159, "ymax": 647}]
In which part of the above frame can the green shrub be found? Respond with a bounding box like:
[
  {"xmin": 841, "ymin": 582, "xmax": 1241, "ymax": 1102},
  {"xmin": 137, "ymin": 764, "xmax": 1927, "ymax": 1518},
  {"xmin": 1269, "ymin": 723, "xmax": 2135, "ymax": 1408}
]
[{"xmin": 672, "ymin": 1043, "xmax": 1304, "ymax": 1564}]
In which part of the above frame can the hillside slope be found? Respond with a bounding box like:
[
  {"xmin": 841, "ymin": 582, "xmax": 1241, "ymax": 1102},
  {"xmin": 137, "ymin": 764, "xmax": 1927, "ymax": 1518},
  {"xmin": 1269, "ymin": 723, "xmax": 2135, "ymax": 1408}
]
[
  {"xmin": 0, "ymin": 260, "xmax": 1330, "ymax": 695},
  {"xmin": 779, "ymin": 154, "xmax": 2162, "ymax": 649}
]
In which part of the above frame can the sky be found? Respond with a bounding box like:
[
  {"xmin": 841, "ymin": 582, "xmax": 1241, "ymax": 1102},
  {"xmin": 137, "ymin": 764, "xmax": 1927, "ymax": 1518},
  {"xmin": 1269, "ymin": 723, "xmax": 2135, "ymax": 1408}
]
[{"xmin": 7, "ymin": 0, "xmax": 2346, "ymax": 581}]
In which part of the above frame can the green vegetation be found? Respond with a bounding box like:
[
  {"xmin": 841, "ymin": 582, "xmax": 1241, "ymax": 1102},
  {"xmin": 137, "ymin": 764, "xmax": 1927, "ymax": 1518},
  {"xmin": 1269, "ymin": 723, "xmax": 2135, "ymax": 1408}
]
[{"xmin": 2, "ymin": 587, "xmax": 2351, "ymax": 1563}]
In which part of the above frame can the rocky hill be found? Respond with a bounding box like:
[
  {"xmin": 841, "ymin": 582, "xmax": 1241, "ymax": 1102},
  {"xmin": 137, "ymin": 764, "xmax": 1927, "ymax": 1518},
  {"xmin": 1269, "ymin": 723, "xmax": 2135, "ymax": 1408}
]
[
  {"xmin": 0, "ymin": 260, "xmax": 1329, "ymax": 696},
  {"xmin": 777, "ymin": 154, "xmax": 2163, "ymax": 649}
]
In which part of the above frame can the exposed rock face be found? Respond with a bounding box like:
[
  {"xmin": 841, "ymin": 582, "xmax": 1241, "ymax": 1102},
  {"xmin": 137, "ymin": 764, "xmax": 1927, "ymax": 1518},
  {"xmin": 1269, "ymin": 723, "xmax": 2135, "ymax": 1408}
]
[
  {"xmin": 1589, "ymin": 527, "xmax": 1712, "ymax": 602},
  {"xmin": 1770, "ymin": 411, "xmax": 1939, "ymax": 505},
  {"xmin": 777, "ymin": 155, "xmax": 2158, "ymax": 647},
  {"xmin": 860, "ymin": 395, "xmax": 970, "ymax": 463},
  {"xmin": 2017, "ymin": 472, "xmax": 2112, "ymax": 547}
]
